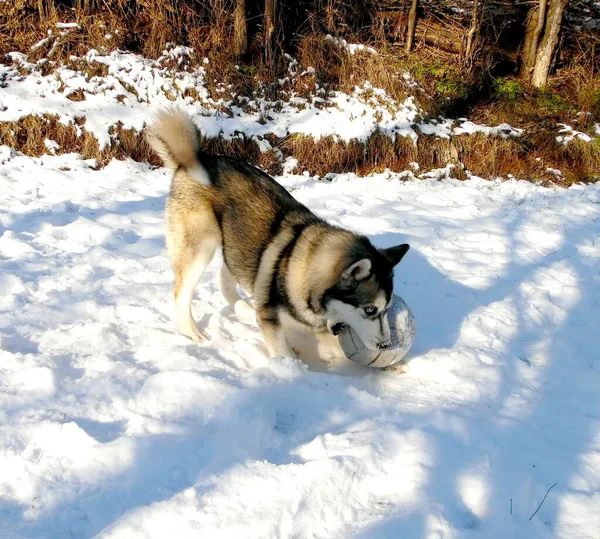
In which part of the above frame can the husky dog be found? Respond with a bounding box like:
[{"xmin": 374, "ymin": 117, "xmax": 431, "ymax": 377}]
[{"xmin": 146, "ymin": 109, "xmax": 410, "ymax": 358}]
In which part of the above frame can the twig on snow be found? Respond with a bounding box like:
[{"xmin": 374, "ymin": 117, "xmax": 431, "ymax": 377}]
[{"xmin": 529, "ymin": 483, "xmax": 557, "ymax": 521}]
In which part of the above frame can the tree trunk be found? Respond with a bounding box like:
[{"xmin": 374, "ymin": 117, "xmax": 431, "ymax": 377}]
[
  {"xmin": 264, "ymin": 0, "xmax": 277, "ymax": 62},
  {"xmin": 405, "ymin": 0, "xmax": 418, "ymax": 52},
  {"xmin": 531, "ymin": 0, "xmax": 568, "ymax": 87},
  {"xmin": 519, "ymin": 0, "xmax": 548, "ymax": 78},
  {"xmin": 464, "ymin": 0, "xmax": 480, "ymax": 62},
  {"xmin": 233, "ymin": 0, "xmax": 247, "ymax": 56}
]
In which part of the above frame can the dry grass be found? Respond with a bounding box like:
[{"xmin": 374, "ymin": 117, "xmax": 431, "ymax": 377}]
[
  {"xmin": 1, "ymin": 114, "xmax": 598, "ymax": 184},
  {"xmin": 1, "ymin": 1, "xmax": 129, "ymax": 62},
  {"xmin": 196, "ymin": 134, "xmax": 281, "ymax": 175},
  {"xmin": 296, "ymin": 33, "xmax": 416, "ymax": 101},
  {"xmin": 278, "ymin": 129, "xmax": 599, "ymax": 183},
  {"xmin": 283, "ymin": 135, "xmax": 363, "ymax": 174},
  {"xmin": 456, "ymin": 136, "xmax": 532, "ymax": 179},
  {"xmin": 283, "ymin": 132, "xmax": 418, "ymax": 176},
  {"xmin": 454, "ymin": 133, "xmax": 600, "ymax": 185},
  {"xmin": 0, "ymin": 115, "xmax": 91, "ymax": 158},
  {"xmin": 550, "ymin": 137, "xmax": 600, "ymax": 184},
  {"xmin": 416, "ymin": 136, "xmax": 460, "ymax": 173},
  {"xmin": 0, "ymin": 0, "xmax": 232, "ymax": 66},
  {"xmin": 1, "ymin": 1, "xmax": 598, "ymax": 184},
  {"xmin": 0, "ymin": 115, "xmax": 159, "ymax": 167},
  {"xmin": 0, "ymin": 115, "xmax": 280, "ymax": 171},
  {"xmin": 295, "ymin": 31, "xmax": 483, "ymax": 121}
]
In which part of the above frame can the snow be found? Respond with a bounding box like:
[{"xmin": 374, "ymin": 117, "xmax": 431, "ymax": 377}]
[
  {"xmin": 0, "ymin": 49, "xmax": 423, "ymax": 147},
  {"xmin": 556, "ymin": 123, "xmax": 593, "ymax": 145},
  {"xmin": 324, "ymin": 35, "xmax": 378, "ymax": 56},
  {"xmin": 546, "ymin": 167, "xmax": 563, "ymax": 179},
  {"xmin": 1, "ymin": 149, "xmax": 599, "ymax": 538},
  {"xmin": 43, "ymin": 139, "xmax": 59, "ymax": 155},
  {"xmin": 30, "ymin": 34, "xmax": 54, "ymax": 53},
  {"xmin": 453, "ymin": 120, "xmax": 523, "ymax": 138},
  {"xmin": 55, "ymin": 23, "xmax": 81, "ymax": 30}
]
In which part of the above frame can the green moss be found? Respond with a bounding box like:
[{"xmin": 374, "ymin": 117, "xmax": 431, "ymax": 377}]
[
  {"xmin": 535, "ymin": 89, "xmax": 570, "ymax": 113},
  {"xmin": 412, "ymin": 61, "xmax": 469, "ymax": 100},
  {"xmin": 435, "ymin": 77, "xmax": 469, "ymax": 99},
  {"xmin": 492, "ymin": 78, "xmax": 523, "ymax": 102},
  {"xmin": 237, "ymin": 64, "xmax": 258, "ymax": 77}
]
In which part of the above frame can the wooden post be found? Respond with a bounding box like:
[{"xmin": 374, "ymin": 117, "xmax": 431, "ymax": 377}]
[{"xmin": 405, "ymin": 0, "xmax": 418, "ymax": 52}]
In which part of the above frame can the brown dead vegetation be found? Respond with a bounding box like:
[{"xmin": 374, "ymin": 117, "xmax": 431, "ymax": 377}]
[
  {"xmin": 2, "ymin": 115, "xmax": 595, "ymax": 185},
  {"xmin": 0, "ymin": 115, "xmax": 159, "ymax": 167},
  {"xmin": 0, "ymin": 1, "xmax": 598, "ymax": 183}
]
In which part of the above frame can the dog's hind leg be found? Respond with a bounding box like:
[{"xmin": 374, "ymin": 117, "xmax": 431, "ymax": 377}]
[
  {"xmin": 218, "ymin": 263, "xmax": 241, "ymax": 306},
  {"xmin": 166, "ymin": 193, "xmax": 221, "ymax": 343},
  {"xmin": 218, "ymin": 263, "xmax": 256, "ymax": 322},
  {"xmin": 173, "ymin": 238, "xmax": 218, "ymax": 342}
]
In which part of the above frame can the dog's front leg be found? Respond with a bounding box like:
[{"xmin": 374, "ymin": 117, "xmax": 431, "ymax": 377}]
[{"xmin": 257, "ymin": 313, "xmax": 293, "ymax": 358}]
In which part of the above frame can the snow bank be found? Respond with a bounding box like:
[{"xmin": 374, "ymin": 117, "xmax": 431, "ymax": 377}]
[{"xmin": 0, "ymin": 49, "xmax": 523, "ymax": 150}]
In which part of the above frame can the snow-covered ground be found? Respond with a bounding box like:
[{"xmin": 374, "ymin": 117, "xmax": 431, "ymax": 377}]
[{"xmin": 1, "ymin": 148, "xmax": 599, "ymax": 538}]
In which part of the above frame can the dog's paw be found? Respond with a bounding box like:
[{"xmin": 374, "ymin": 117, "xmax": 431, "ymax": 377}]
[
  {"xmin": 233, "ymin": 299, "xmax": 256, "ymax": 323},
  {"xmin": 267, "ymin": 346, "xmax": 297, "ymax": 360},
  {"xmin": 180, "ymin": 324, "xmax": 209, "ymax": 343},
  {"xmin": 383, "ymin": 361, "xmax": 409, "ymax": 374},
  {"xmin": 327, "ymin": 320, "xmax": 346, "ymax": 336}
]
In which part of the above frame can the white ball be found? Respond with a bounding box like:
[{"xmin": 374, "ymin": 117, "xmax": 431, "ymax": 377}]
[{"xmin": 338, "ymin": 295, "xmax": 416, "ymax": 368}]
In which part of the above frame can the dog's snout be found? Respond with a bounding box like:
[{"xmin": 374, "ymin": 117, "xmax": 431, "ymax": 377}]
[{"xmin": 376, "ymin": 341, "xmax": 392, "ymax": 350}]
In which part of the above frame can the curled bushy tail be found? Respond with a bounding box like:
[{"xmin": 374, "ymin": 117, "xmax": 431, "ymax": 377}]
[{"xmin": 146, "ymin": 108, "xmax": 211, "ymax": 186}]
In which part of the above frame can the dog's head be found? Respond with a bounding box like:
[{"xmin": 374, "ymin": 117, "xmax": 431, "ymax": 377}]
[{"xmin": 324, "ymin": 241, "xmax": 410, "ymax": 350}]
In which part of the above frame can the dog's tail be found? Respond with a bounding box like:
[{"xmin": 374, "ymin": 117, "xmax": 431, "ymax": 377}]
[{"xmin": 146, "ymin": 108, "xmax": 211, "ymax": 187}]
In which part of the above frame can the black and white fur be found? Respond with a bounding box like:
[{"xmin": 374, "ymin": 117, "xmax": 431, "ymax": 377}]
[{"xmin": 146, "ymin": 109, "xmax": 410, "ymax": 358}]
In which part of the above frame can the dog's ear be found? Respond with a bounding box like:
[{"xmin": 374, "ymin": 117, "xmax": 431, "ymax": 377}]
[
  {"xmin": 342, "ymin": 258, "xmax": 372, "ymax": 282},
  {"xmin": 380, "ymin": 244, "xmax": 410, "ymax": 267}
]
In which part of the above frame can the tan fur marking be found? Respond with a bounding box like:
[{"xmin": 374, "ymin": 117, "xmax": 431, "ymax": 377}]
[
  {"xmin": 287, "ymin": 228, "xmax": 356, "ymax": 318},
  {"xmin": 252, "ymin": 228, "xmax": 295, "ymax": 311}
]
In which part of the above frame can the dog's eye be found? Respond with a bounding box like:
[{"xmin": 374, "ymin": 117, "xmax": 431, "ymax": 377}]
[{"xmin": 364, "ymin": 306, "xmax": 377, "ymax": 316}]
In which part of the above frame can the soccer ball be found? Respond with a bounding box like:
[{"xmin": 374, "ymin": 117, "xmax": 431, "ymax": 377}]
[{"xmin": 338, "ymin": 295, "xmax": 416, "ymax": 368}]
